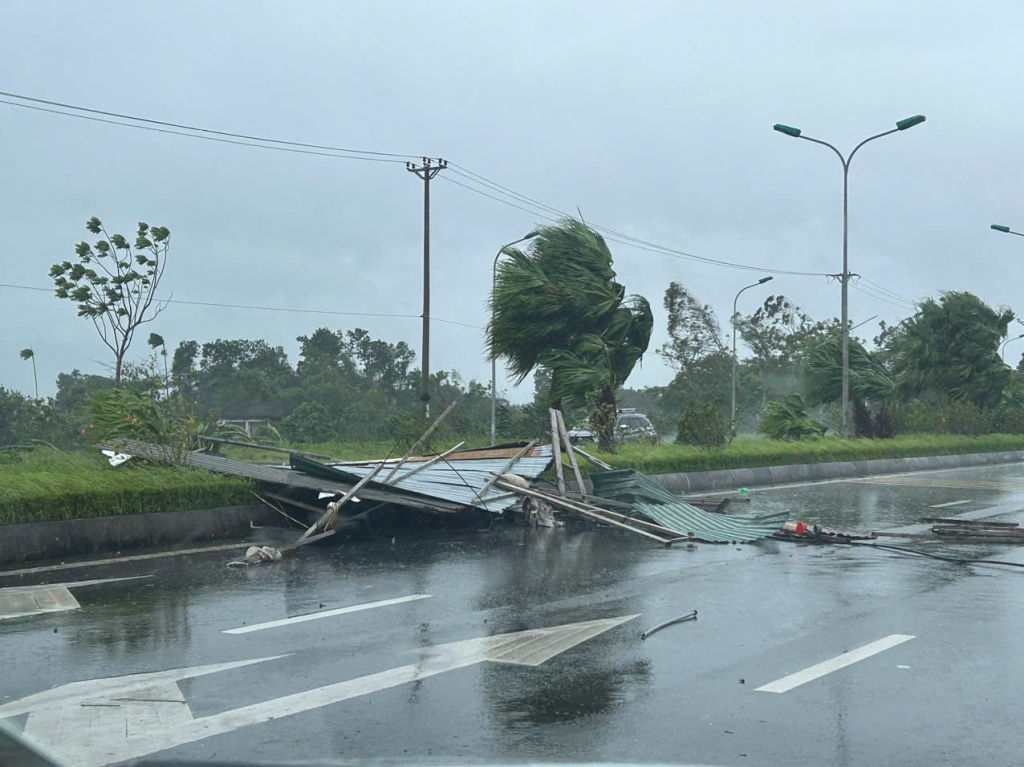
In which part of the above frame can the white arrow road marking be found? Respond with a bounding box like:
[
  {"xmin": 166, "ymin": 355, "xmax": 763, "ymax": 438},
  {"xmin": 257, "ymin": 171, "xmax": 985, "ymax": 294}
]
[
  {"xmin": 928, "ymin": 499, "xmax": 971, "ymax": 508},
  {"xmin": 223, "ymin": 593, "xmax": 432, "ymax": 634},
  {"xmin": 756, "ymin": 634, "xmax": 915, "ymax": 693},
  {"xmin": 0, "ymin": 576, "xmax": 151, "ymax": 620},
  {"xmin": 4, "ymin": 615, "xmax": 636, "ymax": 767}
]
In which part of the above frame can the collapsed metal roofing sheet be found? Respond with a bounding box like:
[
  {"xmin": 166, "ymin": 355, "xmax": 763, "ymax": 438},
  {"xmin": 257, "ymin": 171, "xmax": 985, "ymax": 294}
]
[
  {"xmin": 328, "ymin": 445, "xmax": 554, "ymax": 512},
  {"xmin": 633, "ymin": 502, "xmax": 788, "ymax": 543},
  {"xmin": 590, "ymin": 468, "xmax": 681, "ymax": 506}
]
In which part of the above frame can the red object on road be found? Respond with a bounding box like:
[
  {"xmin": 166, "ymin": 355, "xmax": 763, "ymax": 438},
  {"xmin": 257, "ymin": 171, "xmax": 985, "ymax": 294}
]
[{"xmin": 794, "ymin": 522, "xmax": 806, "ymax": 535}]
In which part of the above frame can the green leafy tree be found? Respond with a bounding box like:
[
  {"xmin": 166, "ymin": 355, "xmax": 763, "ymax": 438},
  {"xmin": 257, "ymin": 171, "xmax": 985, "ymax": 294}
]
[
  {"xmin": 19, "ymin": 348, "xmax": 37, "ymax": 399},
  {"xmin": 888, "ymin": 291, "xmax": 1014, "ymax": 408},
  {"xmin": 49, "ymin": 217, "xmax": 170, "ymax": 386},
  {"xmin": 804, "ymin": 336, "xmax": 897, "ymax": 407},
  {"xmin": 488, "ymin": 219, "xmax": 652, "ymax": 452}
]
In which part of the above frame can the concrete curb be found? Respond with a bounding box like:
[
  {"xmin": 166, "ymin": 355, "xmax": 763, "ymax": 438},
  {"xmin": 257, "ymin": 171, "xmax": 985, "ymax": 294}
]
[
  {"xmin": 0, "ymin": 503, "xmax": 277, "ymax": 566},
  {"xmin": 648, "ymin": 449, "xmax": 1024, "ymax": 495}
]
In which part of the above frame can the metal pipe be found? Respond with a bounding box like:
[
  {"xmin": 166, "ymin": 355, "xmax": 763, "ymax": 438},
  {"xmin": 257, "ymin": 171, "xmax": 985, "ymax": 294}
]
[{"xmin": 641, "ymin": 610, "xmax": 698, "ymax": 640}]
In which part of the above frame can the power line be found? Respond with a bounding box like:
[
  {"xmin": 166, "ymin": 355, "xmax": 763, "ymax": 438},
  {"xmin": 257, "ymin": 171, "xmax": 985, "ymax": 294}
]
[
  {"xmin": 858, "ymin": 275, "xmax": 916, "ymax": 305},
  {"xmin": 441, "ymin": 171, "xmax": 831, "ymax": 277},
  {"xmin": 0, "ymin": 90, "xmax": 418, "ymax": 159},
  {"xmin": 0, "ymin": 99, "xmax": 409, "ymax": 164},
  {"xmin": 851, "ymin": 277, "xmax": 916, "ymax": 309},
  {"xmin": 850, "ymin": 281, "xmax": 914, "ymax": 311},
  {"xmin": 0, "ymin": 282, "xmax": 483, "ymax": 329}
]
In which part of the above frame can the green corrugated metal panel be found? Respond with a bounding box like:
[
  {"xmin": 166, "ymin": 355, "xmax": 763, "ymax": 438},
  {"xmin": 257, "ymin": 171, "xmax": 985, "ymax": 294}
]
[
  {"xmin": 633, "ymin": 502, "xmax": 788, "ymax": 543},
  {"xmin": 590, "ymin": 468, "xmax": 680, "ymax": 505}
]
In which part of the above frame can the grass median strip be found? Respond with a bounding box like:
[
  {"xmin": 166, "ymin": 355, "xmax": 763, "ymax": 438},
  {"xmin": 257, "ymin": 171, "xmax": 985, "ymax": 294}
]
[{"xmin": 0, "ymin": 449, "xmax": 251, "ymax": 525}]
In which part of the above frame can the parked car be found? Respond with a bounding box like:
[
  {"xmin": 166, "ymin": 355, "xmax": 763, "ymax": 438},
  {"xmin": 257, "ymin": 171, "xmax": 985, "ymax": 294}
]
[{"xmin": 566, "ymin": 408, "xmax": 659, "ymax": 445}]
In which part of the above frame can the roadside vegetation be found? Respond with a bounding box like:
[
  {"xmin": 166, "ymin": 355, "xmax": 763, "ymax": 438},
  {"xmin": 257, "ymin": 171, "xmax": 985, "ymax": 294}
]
[
  {"xmin": 7, "ymin": 219, "xmax": 1024, "ymax": 525},
  {"xmin": 0, "ymin": 448, "xmax": 250, "ymax": 526}
]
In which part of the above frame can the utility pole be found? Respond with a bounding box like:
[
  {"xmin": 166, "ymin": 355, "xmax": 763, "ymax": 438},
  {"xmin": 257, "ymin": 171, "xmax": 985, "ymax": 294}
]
[{"xmin": 406, "ymin": 157, "xmax": 447, "ymax": 418}]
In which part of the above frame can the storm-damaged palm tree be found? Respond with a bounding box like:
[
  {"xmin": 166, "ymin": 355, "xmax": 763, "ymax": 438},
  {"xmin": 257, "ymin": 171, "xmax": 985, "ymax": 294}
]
[{"xmin": 487, "ymin": 218, "xmax": 652, "ymax": 452}]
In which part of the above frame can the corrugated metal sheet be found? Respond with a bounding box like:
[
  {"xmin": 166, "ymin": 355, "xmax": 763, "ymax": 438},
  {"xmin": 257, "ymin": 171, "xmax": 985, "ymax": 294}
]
[
  {"xmin": 590, "ymin": 468, "xmax": 680, "ymax": 506},
  {"xmin": 322, "ymin": 445, "xmax": 554, "ymax": 513},
  {"xmin": 633, "ymin": 502, "xmax": 788, "ymax": 543}
]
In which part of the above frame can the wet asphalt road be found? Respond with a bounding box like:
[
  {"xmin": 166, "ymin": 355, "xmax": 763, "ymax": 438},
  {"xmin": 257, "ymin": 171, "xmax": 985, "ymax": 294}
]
[{"xmin": 5, "ymin": 463, "xmax": 1024, "ymax": 766}]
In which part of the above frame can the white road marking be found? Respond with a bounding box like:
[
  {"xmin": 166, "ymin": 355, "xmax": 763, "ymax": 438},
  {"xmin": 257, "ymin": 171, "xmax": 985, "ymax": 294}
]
[
  {"xmin": 756, "ymin": 634, "xmax": 915, "ymax": 693},
  {"xmin": 222, "ymin": 594, "xmax": 432, "ymax": 634},
  {"xmin": 928, "ymin": 499, "xmax": 971, "ymax": 508},
  {"xmin": 8, "ymin": 615, "xmax": 636, "ymax": 767},
  {"xmin": 0, "ymin": 577, "xmax": 151, "ymax": 619},
  {"xmin": 897, "ymin": 665, "xmax": 911, "ymax": 669}
]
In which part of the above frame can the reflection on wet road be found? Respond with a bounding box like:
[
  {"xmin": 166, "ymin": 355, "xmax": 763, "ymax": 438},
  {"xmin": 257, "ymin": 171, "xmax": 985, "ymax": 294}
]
[{"xmin": 3, "ymin": 461, "xmax": 1024, "ymax": 765}]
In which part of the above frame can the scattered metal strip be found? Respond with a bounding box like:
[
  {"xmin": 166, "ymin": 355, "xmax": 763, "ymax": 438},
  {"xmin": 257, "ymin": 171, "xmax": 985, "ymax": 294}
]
[{"xmin": 633, "ymin": 502, "xmax": 789, "ymax": 543}]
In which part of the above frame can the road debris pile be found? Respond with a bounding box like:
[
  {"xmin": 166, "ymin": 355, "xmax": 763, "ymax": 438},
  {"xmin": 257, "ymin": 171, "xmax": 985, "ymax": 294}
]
[{"xmin": 873, "ymin": 517, "xmax": 1024, "ymax": 545}]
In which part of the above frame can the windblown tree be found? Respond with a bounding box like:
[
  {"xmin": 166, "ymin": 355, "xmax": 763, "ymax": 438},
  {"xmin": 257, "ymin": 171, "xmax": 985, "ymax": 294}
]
[
  {"xmin": 49, "ymin": 217, "xmax": 170, "ymax": 386},
  {"xmin": 487, "ymin": 218, "xmax": 652, "ymax": 451},
  {"xmin": 887, "ymin": 291, "xmax": 1014, "ymax": 408},
  {"xmin": 19, "ymin": 348, "xmax": 37, "ymax": 399}
]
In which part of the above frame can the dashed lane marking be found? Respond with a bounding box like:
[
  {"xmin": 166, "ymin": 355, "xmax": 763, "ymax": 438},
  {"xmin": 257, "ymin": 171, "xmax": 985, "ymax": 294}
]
[
  {"xmin": 222, "ymin": 594, "xmax": 432, "ymax": 634},
  {"xmin": 756, "ymin": 634, "xmax": 915, "ymax": 693}
]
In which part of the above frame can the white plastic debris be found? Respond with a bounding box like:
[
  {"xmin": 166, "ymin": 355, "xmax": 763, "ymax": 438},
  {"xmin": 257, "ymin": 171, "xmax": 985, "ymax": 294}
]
[
  {"xmin": 101, "ymin": 449, "xmax": 132, "ymax": 467},
  {"xmin": 500, "ymin": 473, "xmax": 530, "ymax": 489},
  {"xmin": 227, "ymin": 546, "xmax": 283, "ymax": 567}
]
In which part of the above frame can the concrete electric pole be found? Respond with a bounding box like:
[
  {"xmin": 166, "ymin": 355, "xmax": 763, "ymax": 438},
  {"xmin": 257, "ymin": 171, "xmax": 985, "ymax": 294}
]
[{"xmin": 406, "ymin": 157, "xmax": 447, "ymax": 418}]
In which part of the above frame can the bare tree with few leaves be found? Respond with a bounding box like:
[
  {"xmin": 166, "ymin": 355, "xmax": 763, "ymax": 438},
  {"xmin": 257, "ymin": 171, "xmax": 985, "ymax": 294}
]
[{"xmin": 49, "ymin": 217, "xmax": 170, "ymax": 386}]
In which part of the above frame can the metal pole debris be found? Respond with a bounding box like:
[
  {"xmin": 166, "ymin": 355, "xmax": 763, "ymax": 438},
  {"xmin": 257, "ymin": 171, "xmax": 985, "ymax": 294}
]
[
  {"xmin": 301, "ymin": 461, "xmax": 387, "ymax": 540},
  {"xmin": 385, "ymin": 441, "xmax": 465, "ymax": 486},
  {"xmin": 574, "ymin": 447, "xmax": 613, "ymax": 471},
  {"xmin": 641, "ymin": 610, "xmax": 697, "ymax": 640},
  {"xmin": 382, "ymin": 401, "xmax": 457, "ymax": 484}
]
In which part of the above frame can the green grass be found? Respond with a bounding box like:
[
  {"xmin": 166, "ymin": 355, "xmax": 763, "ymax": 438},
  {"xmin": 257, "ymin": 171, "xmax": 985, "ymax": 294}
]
[
  {"xmin": 575, "ymin": 434, "xmax": 1024, "ymax": 477},
  {"xmin": 0, "ymin": 449, "xmax": 252, "ymax": 525}
]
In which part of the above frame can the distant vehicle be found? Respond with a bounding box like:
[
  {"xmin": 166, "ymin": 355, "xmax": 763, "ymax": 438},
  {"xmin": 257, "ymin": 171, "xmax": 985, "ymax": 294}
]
[{"xmin": 566, "ymin": 408, "xmax": 659, "ymax": 445}]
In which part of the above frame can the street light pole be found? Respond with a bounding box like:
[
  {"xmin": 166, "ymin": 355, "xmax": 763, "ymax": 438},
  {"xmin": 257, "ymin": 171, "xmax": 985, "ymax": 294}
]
[
  {"xmin": 490, "ymin": 231, "xmax": 540, "ymax": 446},
  {"xmin": 991, "ymin": 224, "xmax": 1024, "ymax": 238},
  {"xmin": 731, "ymin": 276, "xmax": 773, "ymax": 433},
  {"xmin": 1001, "ymin": 333, "xmax": 1024, "ymax": 363},
  {"xmin": 774, "ymin": 114, "xmax": 925, "ymax": 439}
]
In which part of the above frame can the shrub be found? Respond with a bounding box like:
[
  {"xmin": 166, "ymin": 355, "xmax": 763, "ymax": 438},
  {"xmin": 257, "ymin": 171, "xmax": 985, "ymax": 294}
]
[
  {"xmin": 758, "ymin": 394, "xmax": 827, "ymax": 441},
  {"xmin": 945, "ymin": 401, "xmax": 991, "ymax": 436},
  {"xmin": 852, "ymin": 398, "xmax": 874, "ymax": 438},
  {"xmin": 675, "ymin": 403, "xmax": 728, "ymax": 448},
  {"xmin": 874, "ymin": 402, "xmax": 898, "ymax": 439}
]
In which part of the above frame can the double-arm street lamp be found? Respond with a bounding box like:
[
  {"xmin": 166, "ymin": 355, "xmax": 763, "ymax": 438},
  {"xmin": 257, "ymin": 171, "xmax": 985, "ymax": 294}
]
[
  {"xmin": 490, "ymin": 231, "xmax": 540, "ymax": 446},
  {"xmin": 732, "ymin": 276, "xmax": 773, "ymax": 432},
  {"xmin": 773, "ymin": 114, "xmax": 926, "ymax": 438}
]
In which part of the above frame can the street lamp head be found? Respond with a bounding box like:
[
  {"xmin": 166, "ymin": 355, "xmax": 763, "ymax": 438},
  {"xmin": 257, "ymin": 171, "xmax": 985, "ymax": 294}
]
[
  {"xmin": 896, "ymin": 114, "xmax": 926, "ymax": 131},
  {"xmin": 758, "ymin": 276, "xmax": 774, "ymax": 284},
  {"xmin": 992, "ymin": 224, "xmax": 1011, "ymax": 233},
  {"xmin": 524, "ymin": 230, "xmax": 541, "ymax": 239},
  {"xmin": 773, "ymin": 124, "xmax": 802, "ymax": 138}
]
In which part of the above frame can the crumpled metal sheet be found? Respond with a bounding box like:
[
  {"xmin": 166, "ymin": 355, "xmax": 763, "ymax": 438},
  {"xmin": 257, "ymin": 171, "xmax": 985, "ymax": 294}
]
[
  {"xmin": 633, "ymin": 502, "xmax": 788, "ymax": 543},
  {"xmin": 590, "ymin": 468, "xmax": 681, "ymax": 506}
]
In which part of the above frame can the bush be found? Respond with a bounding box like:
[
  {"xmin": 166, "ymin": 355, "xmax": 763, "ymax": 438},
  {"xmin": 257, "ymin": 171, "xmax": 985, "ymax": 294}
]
[
  {"xmin": 852, "ymin": 398, "xmax": 874, "ymax": 439},
  {"xmin": 675, "ymin": 403, "xmax": 728, "ymax": 448},
  {"xmin": 874, "ymin": 402, "xmax": 898, "ymax": 439},
  {"xmin": 897, "ymin": 400, "xmax": 948, "ymax": 434},
  {"xmin": 758, "ymin": 395, "xmax": 827, "ymax": 441},
  {"xmin": 945, "ymin": 401, "xmax": 991, "ymax": 436}
]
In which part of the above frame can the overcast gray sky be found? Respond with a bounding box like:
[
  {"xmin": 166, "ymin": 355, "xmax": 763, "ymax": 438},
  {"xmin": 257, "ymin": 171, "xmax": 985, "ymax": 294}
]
[{"xmin": 3, "ymin": 0, "xmax": 1024, "ymax": 401}]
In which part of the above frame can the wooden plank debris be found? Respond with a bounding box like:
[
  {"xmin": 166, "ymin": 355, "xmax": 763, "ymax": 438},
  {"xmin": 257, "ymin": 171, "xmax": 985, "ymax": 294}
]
[
  {"xmin": 549, "ymin": 409, "xmax": 566, "ymax": 496},
  {"xmin": 555, "ymin": 409, "xmax": 586, "ymax": 497}
]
